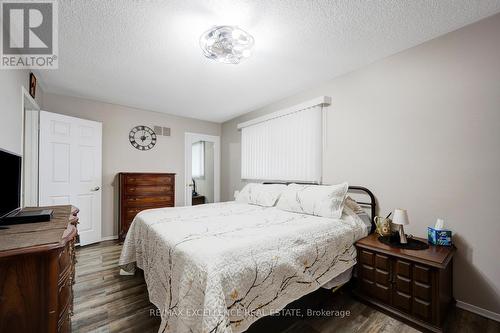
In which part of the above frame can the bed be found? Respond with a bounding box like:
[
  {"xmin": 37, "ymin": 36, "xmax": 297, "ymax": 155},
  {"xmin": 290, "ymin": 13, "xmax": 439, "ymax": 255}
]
[{"xmin": 119, "ymin": 186, "xmax": 375, "ymax": 333}]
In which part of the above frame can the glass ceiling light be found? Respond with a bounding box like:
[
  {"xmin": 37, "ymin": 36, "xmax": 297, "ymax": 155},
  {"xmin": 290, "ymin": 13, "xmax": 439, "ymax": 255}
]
[{"xmin": 200, "ymin": 25, "xmax": 254, "ymax": 64}]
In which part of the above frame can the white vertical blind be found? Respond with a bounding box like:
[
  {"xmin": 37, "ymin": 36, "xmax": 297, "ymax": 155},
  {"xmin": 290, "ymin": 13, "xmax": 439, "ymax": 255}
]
[
  {"xmin": 192, "ymin": 141, "xmax": 205, "ymax": 178},
  {"xmin": 241, "ymin": 106, "xmax": 323, "ymax": 182}
]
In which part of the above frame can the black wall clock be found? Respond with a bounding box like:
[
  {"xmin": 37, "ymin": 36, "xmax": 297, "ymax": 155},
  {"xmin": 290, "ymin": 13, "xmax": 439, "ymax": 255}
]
[{"xmin": 129, "ymin": 125, "xmax": 157, "ymax": 150}]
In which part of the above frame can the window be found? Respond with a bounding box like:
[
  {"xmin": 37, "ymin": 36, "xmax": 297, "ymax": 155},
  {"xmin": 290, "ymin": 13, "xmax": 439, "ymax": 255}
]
[
  {"xmin": 238, "ymin": 97, "xmax": 329, "ymax": 183},
  {"xmin": 192, "ymin": 141, "xmax": 205, "ymax": 178}
]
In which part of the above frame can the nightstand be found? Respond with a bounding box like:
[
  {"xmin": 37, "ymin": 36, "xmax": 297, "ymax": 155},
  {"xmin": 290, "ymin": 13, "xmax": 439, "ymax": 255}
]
[
  {"xmin": 192, "ymin": 195, "xmax": 206, "ymax": 205},
  {"xmin": 353, "ymin": 233, "xmax": 455, "ymax": 332}
]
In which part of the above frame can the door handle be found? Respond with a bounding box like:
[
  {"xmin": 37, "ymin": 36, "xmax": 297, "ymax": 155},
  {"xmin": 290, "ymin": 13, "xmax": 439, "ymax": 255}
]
[{"xmin": 91, "ymin": 186, "xmax": 100, "ymax": 191}]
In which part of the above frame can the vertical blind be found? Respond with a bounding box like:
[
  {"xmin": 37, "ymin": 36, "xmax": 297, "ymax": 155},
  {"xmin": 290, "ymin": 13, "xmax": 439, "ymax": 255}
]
[
  {"xmin": 241, "ymin": 105, "xmax": 323, "ymax": 182},
  {"xmin": 192, "ymin": 141, "xmax": 205, "ymax": 178}
]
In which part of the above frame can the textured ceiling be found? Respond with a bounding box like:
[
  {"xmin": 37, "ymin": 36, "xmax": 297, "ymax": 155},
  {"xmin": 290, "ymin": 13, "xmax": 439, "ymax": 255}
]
[{"xmin": 37, "ymin": 0, "xmax": 500, "ymax": 122}]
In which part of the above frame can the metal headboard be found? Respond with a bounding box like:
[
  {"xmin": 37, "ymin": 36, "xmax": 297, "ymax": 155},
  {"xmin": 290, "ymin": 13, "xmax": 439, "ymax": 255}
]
[
  {"xmin": 347, "ymin": 186, "xmax": 376, "ymax": 233},
  {"xmin": 262, "ymin": 182, "xmax": 377, "ymax": 233}
]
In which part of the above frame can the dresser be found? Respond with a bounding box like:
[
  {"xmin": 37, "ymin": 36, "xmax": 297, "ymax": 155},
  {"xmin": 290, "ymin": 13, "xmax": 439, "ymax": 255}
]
[
  {"xmin": 0, "ymin": 205, "xmax": 79, "ymax": 333},
  {"xmin": 118, "ymin": 172, "xmax": 175, "ymax": 241},
  {"xmin": 353, "ymin": 234, "xmax": 455, "ymax": 332}
]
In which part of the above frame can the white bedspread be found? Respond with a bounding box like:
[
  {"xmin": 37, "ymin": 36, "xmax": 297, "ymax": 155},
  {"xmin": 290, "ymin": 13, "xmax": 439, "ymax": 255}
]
[{"xmin": 119, "ymin": 201, "xmax": 368, "ymax": 333}]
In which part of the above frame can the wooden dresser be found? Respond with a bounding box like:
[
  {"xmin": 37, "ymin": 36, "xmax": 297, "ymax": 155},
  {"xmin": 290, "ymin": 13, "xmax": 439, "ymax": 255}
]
[
  {"xmin": 118, "ymin": 172, "xmax": 175, "ymax": 241},
  {"xmin": 0, "ymin": 205, "xmax": 79, "ymax": 333},
  {"xmin": 353, "ymin": 233, "xmax": 455, "ymax": 332}
]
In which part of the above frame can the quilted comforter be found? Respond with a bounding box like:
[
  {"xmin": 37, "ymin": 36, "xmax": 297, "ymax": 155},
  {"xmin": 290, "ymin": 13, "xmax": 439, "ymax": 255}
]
[{"xmin": 119, "ymin": 201, "xmax": 368, "ymax": 333}]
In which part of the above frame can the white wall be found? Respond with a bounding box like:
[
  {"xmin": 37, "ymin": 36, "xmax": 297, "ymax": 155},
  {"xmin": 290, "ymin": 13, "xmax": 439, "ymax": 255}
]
[
  {"xmin": 43, "ymin": 93, "xmax": 220, "ymax": 238},
  {"xmin": 221, "ymin": 13, "xmax": 500, "ymax": 314}
]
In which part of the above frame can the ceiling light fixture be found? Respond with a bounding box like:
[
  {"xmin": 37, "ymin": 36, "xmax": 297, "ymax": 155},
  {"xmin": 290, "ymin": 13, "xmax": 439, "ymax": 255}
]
[{"xmin": 200, "ymin": 25, "xmax": 254, "ymax": 64}]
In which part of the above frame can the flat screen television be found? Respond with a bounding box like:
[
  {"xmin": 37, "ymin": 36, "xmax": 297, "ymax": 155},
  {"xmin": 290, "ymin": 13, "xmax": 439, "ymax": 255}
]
[{"xmin": 0, "ymin": 149, "xmax": 22, "ymax": 218}]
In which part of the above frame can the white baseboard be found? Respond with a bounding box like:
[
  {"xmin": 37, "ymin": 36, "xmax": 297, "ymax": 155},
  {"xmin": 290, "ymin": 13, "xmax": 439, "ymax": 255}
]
[
  {"xmin": 101, "ymin": 235, "xmax": 118, "ymax": 241},
  {"xmin": 456, "ymin": 300, "xmax": 500, "ymax": 322}
]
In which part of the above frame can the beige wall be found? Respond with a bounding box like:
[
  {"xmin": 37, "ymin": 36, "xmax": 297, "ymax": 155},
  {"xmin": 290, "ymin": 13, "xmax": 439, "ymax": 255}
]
[
  {"xmin": 0, "ymin": 70, "xmax": 43, "ymax": 155},
  {"xmin": 43, "ymin": 93, "xmax": 221, "ymax": 238},
  {"xmin": 221, "ymin": 13, "xmax": 500, "ymax": 314}
]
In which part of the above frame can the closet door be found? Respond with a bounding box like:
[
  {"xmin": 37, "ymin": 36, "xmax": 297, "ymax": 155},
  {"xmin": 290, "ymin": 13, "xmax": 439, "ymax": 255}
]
[
  {"xmin": 412, "ymin": 264, "xmax": 435, "ymax": 323},
  {"xmin": 357, "ymin": 249, "xmax": 376, "ymax": 297},
  {"xmin": 372, "ymin": 253, "xmax": 391, "ymax": 303},
  {"xmin": 39, "ymin": 111, "xmax": 102, "ymax": 245},
  {"xmin": 357, "ymin": 250, "xmax": 392, "ymax": 303},
  {"xmin": 392, "ymin": 259, "xmax": 413, "ymax": 314}
]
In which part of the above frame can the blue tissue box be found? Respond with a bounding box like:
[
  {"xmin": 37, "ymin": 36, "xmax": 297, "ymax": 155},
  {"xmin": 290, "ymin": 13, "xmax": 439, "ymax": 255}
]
[{"xmin": 427, "ymin": 227, "xmax": 452, "ymax": 246}]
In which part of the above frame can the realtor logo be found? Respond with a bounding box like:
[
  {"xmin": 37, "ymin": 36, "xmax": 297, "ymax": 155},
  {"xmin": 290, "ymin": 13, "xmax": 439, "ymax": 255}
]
[{"xmin": 1, "ymin": 0, "xmax": 58, "ymax": 69}]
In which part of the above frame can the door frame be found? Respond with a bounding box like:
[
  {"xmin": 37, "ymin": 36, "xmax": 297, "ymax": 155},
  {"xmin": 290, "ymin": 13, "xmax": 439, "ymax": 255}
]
[
  {"xmin": 21, "ymin": 87, "xmax": 40, "ymax": 207},
  {"xmin": 184, "ymin": 132, "xmax": 220, "ymax": 206}
]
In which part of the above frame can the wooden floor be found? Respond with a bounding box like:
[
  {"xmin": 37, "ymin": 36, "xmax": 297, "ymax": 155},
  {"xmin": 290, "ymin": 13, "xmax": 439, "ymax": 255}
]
[{"xmin": 72, "ymin": 241, "xmax": 500, "ymax": 333}]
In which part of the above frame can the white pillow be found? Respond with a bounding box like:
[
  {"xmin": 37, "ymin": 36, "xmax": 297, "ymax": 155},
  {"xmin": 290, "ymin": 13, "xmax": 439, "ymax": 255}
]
[
  {"xmin": 235, "ymin": 183, "xmax": 287, "ymax": 207},
  {"xmin": 276, "ymin": 182, "xmax": 349, "ymax": 218},
  {"xmin": 344, "ymin": 196, "xmax": 372, "ymax": 230}
]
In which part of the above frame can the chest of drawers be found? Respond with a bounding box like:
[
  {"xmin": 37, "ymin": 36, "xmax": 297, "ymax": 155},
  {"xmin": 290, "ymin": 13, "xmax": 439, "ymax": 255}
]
[
  {"xmin": 0, "ymin": 205, "xmax": 79, "ymax": 333},
  {"xmin": 118, "ymin": 172, "xmax": 175, "ymax": 241}
]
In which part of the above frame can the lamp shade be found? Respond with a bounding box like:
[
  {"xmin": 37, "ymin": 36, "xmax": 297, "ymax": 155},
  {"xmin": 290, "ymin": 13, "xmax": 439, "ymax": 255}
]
[{"xmin": 392, "ymin": 209, "xmax": 409, "ymax": 225}]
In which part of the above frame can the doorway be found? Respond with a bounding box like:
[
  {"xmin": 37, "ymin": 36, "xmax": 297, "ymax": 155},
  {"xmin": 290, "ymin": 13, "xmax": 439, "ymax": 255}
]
[{"xmin": 184, "ymin": 133, "xmax": 220, "ymax": 206}]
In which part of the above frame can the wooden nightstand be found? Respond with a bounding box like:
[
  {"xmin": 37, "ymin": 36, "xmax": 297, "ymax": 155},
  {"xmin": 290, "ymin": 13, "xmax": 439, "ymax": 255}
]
[
  {"xmin": 353, "ymin": 233, "xmax": 455, "ymax": 332},
  {"xmin": 192, "ymin": 195, "xmax": 206, "ymax": 205}
]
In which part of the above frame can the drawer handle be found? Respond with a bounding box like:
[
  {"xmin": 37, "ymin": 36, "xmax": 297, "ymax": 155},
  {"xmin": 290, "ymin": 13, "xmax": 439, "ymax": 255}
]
[{"xmin": 67, "ymin": 277, "xmax": 73, "ymax": 286}]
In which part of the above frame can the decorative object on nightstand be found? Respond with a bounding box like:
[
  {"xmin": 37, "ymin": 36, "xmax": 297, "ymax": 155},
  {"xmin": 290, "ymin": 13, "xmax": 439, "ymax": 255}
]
[
  {"xmin": 392, "ymin": 208, "xmax": 409, "ymax": 244},
  {"xmin": 354, "ymin": 233, "xmax": 456, "ymax": 332},
  {"xmin": 374, "ymin": 215, "xmax": 392, "ymax": 236},
  {"xmin": 192, "ymin": 178, "xmax": 198, "ymax": 196},
  {"xmin": 428, "ymin": 218, "xmax": 453, "ymax": 246},
  {"xmin": 378, "ymin": 235, "xmax": 429, "ymax": 250}
]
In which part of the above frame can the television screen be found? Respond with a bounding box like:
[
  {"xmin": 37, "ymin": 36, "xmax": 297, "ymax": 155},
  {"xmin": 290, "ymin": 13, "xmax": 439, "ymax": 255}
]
[{"xmin": 0, "ymin": 149, "xmax": 22, "ymax": 218}]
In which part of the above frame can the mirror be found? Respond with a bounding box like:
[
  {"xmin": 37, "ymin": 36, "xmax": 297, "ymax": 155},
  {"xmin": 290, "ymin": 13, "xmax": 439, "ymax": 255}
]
[
  {"xmin": 22, "ymin": 91, "xmax": 40, "ymax": 207},
  {"xmin": 191, "ymin": 140, "xmax": 215, "ymax": 204}
]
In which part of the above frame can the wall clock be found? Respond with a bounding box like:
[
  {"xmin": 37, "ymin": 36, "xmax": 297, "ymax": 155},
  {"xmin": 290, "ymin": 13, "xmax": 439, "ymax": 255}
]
[{"xmin": 129, "ymin": 125, "xmax": 157, "ymax": 151}]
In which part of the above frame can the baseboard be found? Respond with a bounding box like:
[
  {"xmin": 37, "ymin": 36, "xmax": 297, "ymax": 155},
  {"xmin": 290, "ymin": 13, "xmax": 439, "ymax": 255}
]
[
  {"xmin": 456, "ymin": 300, "xmax": 500, "ymax": 322},
  {"xmin": 101, "ymin": 235, "xmax": 118, "ymax": 241}
]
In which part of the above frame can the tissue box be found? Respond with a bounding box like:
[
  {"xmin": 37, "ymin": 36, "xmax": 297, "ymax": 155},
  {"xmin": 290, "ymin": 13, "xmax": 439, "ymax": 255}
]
[{"xmin": 427, "ymin": 227, "xmax": 452, "ymax": 246}]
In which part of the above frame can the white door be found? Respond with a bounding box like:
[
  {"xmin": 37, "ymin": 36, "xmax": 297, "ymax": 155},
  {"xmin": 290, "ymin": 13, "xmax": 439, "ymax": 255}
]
[
  {"xmin": 184, "ymin": 133, "xmax": 220, "ymax": 206},
  {"xmin": 39, "ymin": 111, "xmax": 102, "ymax": 245}
]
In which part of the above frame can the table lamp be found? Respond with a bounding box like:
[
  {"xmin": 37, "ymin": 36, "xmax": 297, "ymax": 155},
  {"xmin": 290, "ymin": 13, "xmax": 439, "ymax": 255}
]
[{"xmin": 392, "ymin": 209, "xmax": 409, "ymax": 244}]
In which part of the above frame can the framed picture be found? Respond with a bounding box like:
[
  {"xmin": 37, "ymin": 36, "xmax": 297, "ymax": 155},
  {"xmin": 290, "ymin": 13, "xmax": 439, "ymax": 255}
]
[{"xmin": 29, "ymin": 73, "xmax": 37, "ymax": 98}]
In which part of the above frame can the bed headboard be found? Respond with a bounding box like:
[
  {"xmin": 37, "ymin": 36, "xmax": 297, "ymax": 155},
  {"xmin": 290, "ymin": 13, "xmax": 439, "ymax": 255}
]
[
  {"xmin": 262, "ymin": 182, "xmax": 377, "ymax": 233},
  {"xmin": 347, "ymin": 186, "xmax": 376, "ymax": 233}
]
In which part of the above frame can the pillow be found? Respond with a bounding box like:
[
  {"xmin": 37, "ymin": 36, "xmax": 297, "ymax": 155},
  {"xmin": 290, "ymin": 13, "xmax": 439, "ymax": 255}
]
[
  {"xmin": 235, "ymin": 183, "xmax": 286, "ymax": 207},
  {"xmin": 344, "ymin": 196, "xmax": 372, "ymax": 230},
  {"xmin": 276, "ymin": 182, "xmax": 349, "ymax": 218}
]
